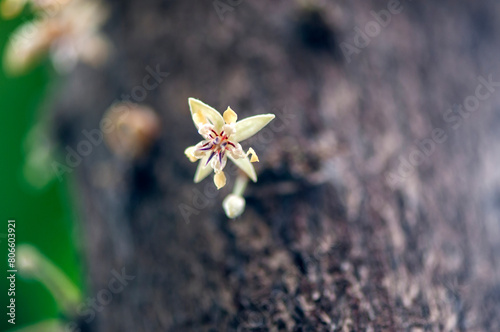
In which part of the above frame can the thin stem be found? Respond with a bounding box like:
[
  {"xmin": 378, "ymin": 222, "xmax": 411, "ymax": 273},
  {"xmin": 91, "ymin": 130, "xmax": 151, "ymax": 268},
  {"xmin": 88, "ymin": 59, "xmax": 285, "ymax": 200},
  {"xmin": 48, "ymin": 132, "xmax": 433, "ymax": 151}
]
[
  {"xmin": 18, "ymin": 245, "xmax": 82, "ymax": 318},
  {"xmin": 232, "ymin": 173, "xmax": 249, "ymax": 197}
]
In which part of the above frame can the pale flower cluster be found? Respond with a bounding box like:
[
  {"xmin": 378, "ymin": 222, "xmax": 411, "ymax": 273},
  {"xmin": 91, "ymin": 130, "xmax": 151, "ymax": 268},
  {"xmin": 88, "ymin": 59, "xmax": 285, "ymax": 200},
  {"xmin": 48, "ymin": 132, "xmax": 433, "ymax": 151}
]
[{"xmin": 2, "ymin": 0, "xmax": 110, "ymax": 75}]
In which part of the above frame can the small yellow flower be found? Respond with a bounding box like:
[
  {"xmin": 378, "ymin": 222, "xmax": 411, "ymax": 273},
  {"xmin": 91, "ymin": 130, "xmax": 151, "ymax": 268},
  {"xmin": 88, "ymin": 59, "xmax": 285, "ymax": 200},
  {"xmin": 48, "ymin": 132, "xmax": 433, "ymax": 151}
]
[{"xmin": 185, "ymin": 98, "xmax": 275, "ymax": 189}]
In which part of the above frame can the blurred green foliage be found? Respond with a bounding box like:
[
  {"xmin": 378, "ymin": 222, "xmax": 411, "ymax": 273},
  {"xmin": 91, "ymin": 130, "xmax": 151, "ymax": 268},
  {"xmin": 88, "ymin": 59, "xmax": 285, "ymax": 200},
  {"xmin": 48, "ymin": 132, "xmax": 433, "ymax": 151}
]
[{"xmin": 0, "ymin": 12, "xmax": 83, "ymax": 331}]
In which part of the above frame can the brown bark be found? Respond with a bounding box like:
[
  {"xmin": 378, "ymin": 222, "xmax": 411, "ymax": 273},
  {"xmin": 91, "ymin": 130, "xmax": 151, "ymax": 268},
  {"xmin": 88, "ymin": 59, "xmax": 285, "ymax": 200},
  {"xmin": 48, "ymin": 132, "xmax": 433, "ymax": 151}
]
[{"xmin": 54, "ymin": 0, "xmax": 500, "ymax": 331}]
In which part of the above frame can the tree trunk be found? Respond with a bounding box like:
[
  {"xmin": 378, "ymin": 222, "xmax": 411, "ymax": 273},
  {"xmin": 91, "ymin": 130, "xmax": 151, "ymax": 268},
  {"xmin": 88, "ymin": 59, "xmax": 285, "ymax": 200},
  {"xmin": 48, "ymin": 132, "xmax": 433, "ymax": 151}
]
[{"xmin": 54, "ymin": 0, "xmax": 500, "ymax": 330}]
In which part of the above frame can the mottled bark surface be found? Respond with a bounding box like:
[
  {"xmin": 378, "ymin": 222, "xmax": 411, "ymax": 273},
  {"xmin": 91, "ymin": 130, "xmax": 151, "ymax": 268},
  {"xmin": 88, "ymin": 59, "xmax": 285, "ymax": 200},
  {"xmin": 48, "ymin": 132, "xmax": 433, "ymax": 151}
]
[{"xmin": 54, "ymin": 0, "xmax": 500, "ymax": 331}]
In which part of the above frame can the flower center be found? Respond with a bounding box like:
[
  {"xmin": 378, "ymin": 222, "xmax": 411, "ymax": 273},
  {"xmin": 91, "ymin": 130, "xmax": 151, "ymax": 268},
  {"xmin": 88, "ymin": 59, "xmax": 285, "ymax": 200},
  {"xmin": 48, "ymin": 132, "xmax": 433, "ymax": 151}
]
[
  {"xmin": 199, "ymin": 129, "xmax": 236, "ymax": 164},
  {"xmin": 196, "ymin": 128, "xmax": 236, "ymax": 168},
  {"xmin": 206, "ymin": 129, "xmax": 235, "ymax": 153}
]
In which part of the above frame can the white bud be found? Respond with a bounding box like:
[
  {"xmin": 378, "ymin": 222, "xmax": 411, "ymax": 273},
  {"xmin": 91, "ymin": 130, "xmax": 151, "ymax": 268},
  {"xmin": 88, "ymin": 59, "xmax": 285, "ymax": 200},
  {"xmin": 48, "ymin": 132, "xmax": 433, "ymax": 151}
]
[{"xmin": 222, "ymin": 194, "xmax": 246, "ymax": 219}]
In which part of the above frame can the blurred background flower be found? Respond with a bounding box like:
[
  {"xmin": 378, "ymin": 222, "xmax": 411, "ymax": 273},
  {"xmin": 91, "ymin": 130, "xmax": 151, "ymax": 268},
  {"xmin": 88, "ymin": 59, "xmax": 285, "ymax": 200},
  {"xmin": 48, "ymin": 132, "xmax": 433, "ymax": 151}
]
[{"xmin": 2, "ymin": 0, "xmax": 110, "ymax": 75}]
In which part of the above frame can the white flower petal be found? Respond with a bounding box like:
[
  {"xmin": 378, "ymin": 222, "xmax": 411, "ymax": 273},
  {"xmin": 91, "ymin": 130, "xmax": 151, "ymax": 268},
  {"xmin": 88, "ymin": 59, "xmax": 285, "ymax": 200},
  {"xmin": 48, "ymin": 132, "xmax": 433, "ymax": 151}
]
[
  {"xmin": 198, "ymin": 123, "xmax": 216, "ymax": 140},
  {"xmin": 228, "ymin": 155, "xmax": 257, "ymax": 182},
  {"xmin": 233, "ymin": 114, "xmax": 275, "ymax": 142},
  {"xmin": 227, "ymin": 142, "xmax": 245, "ymax": 159},
  {"xmin": 194, "ymin": 155, "xmax": 213, "ymax": 183},
  {"xmin": 221, "ymin": 123, "xmax": 235, "ymax": 138},
  {"xmin": 188, "ymin": 98, "xmax": 224, "ymax": 131},
  {"xmin": 210, "ymin": 153, "xmax": 227, "ymax": 173}
]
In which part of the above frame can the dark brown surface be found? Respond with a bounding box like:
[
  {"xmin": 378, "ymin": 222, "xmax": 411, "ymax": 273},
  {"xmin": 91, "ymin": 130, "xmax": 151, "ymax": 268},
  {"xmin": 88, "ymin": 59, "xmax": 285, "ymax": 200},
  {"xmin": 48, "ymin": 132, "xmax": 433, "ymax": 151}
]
[{"xmin": 54, "ymin": 0, "xmax": 500, "ymax": 331}]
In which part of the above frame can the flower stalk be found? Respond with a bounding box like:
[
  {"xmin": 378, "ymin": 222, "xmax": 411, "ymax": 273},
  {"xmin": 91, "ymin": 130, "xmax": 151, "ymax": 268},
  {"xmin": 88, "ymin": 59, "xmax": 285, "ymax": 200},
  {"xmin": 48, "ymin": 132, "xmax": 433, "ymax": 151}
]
[
  {"xmin": 18, "ymin": 244, "xmax": 82, "ymax": 317},
  {"xmin": 222, "ymin": 173, "xmax": 249, "ymax": 219}
]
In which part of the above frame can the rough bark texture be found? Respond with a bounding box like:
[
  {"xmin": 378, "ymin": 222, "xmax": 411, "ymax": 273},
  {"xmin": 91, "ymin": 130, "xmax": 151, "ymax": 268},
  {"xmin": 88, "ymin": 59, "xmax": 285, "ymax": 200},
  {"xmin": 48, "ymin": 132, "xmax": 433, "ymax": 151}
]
[{"xmin": 54, "ymin": 0, "xmax": 500, "ymax": 331}]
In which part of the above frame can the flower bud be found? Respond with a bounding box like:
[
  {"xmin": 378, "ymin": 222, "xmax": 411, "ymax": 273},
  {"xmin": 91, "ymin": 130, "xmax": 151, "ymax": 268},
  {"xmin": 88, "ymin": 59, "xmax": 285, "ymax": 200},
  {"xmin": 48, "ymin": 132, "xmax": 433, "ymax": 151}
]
[{"xmin": 222, "ymin": 194, "xmax": 246, "ymax": 219}]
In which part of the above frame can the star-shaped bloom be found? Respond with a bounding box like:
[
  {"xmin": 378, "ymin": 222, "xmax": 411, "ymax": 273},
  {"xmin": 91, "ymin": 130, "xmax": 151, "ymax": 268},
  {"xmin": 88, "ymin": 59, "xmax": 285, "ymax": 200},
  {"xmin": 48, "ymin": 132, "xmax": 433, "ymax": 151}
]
[{"xmin": 184, "ymin": 98, "xmax": 275, "ymax": 189}]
